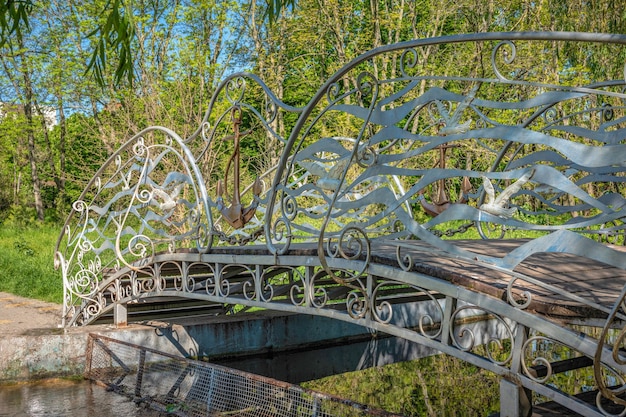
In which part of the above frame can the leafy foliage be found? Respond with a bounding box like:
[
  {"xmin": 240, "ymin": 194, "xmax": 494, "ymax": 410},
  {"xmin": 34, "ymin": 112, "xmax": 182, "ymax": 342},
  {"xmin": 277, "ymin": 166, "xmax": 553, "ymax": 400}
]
[
  {"xmin": 0, "ymin": 0, "xmax": 32, "ymax": 49},
  {"xmin": 87, "ymin": 0, "xmax": 135, "ymax": 87}
]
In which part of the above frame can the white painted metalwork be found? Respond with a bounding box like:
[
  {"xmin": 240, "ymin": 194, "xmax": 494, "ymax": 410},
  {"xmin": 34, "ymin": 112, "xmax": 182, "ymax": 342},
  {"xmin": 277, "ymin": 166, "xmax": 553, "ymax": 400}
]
[{"xmin": 56, "ymin": 32, "xmax": 626, "ymax": 416}]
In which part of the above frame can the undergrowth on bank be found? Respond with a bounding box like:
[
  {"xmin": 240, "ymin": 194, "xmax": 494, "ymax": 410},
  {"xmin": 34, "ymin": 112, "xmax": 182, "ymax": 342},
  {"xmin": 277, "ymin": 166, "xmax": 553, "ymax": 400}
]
[{"xmin": 0, "ymin": 223, "xmax": 62, "ymax": 304}]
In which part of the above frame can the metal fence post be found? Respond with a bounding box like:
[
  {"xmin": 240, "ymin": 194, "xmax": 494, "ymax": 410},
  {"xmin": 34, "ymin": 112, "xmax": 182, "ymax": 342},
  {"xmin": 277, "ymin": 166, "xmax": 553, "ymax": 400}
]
[{"xmin": 114, "ymin": 302, "xmax": 128, "ymax": 327}]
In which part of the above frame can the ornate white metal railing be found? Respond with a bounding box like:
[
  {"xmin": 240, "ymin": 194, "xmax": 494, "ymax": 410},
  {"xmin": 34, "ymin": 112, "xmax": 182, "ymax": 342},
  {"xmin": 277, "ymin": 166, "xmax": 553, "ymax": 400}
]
[{"xmin": 55, "ymin": 32, "xmax": 626, "ymax": 416}]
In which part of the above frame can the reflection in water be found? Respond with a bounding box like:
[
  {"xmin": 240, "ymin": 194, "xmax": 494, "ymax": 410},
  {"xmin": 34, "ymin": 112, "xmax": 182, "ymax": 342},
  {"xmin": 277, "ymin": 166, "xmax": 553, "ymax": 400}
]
[{"xmin": 0, "ymin": 379, "xmax": 162, "ymax": 417}]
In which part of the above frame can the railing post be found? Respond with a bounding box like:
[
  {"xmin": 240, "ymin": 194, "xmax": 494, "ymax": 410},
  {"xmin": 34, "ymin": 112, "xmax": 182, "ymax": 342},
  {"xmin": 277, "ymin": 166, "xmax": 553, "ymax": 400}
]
[
  {"xmin": 440, "ymin": 296, "xmax": 457, "ymax": 346},
  {"xmin": 114, "ymin": 302, "xmax": 128, "ymax": 327},
  {"xmin": 499, "ymin": 378, "xmax": 531, "ymax": 417},
  {"xmin": 500, "ymin": 323, "xmax": 531, "ymax": 417}
]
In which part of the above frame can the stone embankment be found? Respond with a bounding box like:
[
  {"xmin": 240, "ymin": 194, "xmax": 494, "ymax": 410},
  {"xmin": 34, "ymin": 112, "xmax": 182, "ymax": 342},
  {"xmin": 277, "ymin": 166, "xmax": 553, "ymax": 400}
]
[{"xmin": 0, "ymin": 292, "xmax": 96, "ymax": 381}]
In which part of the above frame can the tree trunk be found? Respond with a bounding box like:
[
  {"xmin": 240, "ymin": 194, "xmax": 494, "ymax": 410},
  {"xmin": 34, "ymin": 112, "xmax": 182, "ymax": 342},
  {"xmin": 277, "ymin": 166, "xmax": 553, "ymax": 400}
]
[
  {"xmin": 58, "ymin": 94, "xmax": 66, "ymax": 193},
  {"xmin": 17, "ymin": 31, "xmax": 45, "ymax": 221},
  {"xmin": 24, "ymin": 97, "xmax": 44, "ymax": 221}
]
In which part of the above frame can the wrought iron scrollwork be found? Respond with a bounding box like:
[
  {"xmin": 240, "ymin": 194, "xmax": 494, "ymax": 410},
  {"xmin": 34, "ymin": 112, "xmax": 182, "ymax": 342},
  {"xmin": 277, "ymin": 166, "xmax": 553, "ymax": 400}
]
[
  {"xmin": 449, "ymin": 305, "xmax": 514, "ymax": 366},
  {"xmin": 595, "ymin": 285, "xmax": 626, "ymax": 410}
]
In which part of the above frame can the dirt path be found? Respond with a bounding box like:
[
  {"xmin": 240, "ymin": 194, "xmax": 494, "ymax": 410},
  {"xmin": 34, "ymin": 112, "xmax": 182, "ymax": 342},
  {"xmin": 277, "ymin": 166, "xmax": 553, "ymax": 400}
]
[{"xmin": 0, "ymin": 292, "xmax": 62, "ymax": 335}]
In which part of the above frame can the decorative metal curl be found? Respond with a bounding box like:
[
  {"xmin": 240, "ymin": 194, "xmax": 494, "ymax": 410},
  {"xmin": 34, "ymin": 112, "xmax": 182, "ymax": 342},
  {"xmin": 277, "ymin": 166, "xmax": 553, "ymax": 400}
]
[
  {"xmin": 167, "ymin": 260, "xmax": 202, "ymax": 293},
  {"xmin": 355, "ymin": 145, "xmax": 377, "ymax": 168},
  {"xmin": 474, "ymin": 117, "xmax": 488, "ymax": 129},
  {"xmin": 150, "ymin": 273, "xmax": 165, "ymax": 292},
  {"xmin": 172, "ymin": 267, "xmax": 185, "ymax": 292},
  {"xmin": 282, "ymin": 194, "xmax": 298, "ymax": 221},
  {"xmin": 88, "ymin": 256, "xmax": 102, "ymax": 275},
  {"xmin": 521, "ymin": 336, "xmax": 566, "ymax": 384},
  {"xmin": 225, "ymin": 76, "xmax": 246, "ymax": 104},
  {"xmin": 507, "ymin": 276, "xmax": 533, "ymax": 309},
  {"xmin": 68, "ymin": 268, "xmax": 99, "ymax": 298},
  {"xmin": 602, "ymin": 103, "xmax": 615, "ymax": 122},
  {"xmin": 596, "ymin": 382, "xmax": 626, "ymax": 417},
  {"xmin": 207, "ymin": 265, "xmax": 231, "ymax": 297},
  {"xmin": 484, "ymin": 338, "xmax": 512, "ymax": 366},
  {"xmin": 72, "ymin": 199, "xmax": 88, "ymax": 213},
  {"xmin": 326, "ymin": 81, "xmax": 342, "ymax": 103},
  {"xmin": 107, "ymin": 278, "xmax": 124, "ymax": 303},
  {"xmin": 346, "ymin": 289, "xmax": 369, "ymax": 319},
  {"xmin": 78, "ymin": 237, "xmax": 95, "ymax": 257},
  {"xmin": 491, "ymin": 40, "xmax": 517, "ymax": 81},
  {"xmin": 265, "ymin": 99, "xmax": 278, "ymax": 124},
  {"xmin": 184, "ymin": 267, "xmax": 197, "ymax": 293},
  {"xmin": 327, "ymin": 226, "xmax": 369, "ymax": 261},
  {"xmin": 242, "ymin": 279, "xmax": 256, "ymax": 301},
  {"xmin": 372, "ymin": 299, "xmax": 393, "ymax": 324},
  {"xmin": 396, "ymin": 245, "xmax": 413, "ymax": 272},
  {"xmin": 322, "ymin": 226, "xmax": 370, "ymax": 286},
  {"xmin": 127, "ymin": 234, "xmax": 153, "ymax": 260},
  {"xmin": 195, "ymin": 222, "xmax": 213, "ymax": 253},
  {"xmin": 132, "ymin": 137, "xmax": 148, "ymax": 157},
  {"xmin": 201, "ymin": 121, "xmax": 211, "ymax": 143},
  {"xmin": 450, "ymin": 305, "xmax": 514, "ymax": 365},
  {"xmin": 130, "ymin": 267, "xmax": 157, "ymax": 297},
  {"xmin": 543, "ymin": 107, "xmax": 560, "ymax": 124},
  {"xmin": 248, "ymin": 266, "xmax": 275, "ymax": 302},
  {"xmin": 272, "ymin": 268, "xmax": 307, "ymax": 306},
  {"xmin": 270, "ymin": 217, "xmax": 292, "ymax": 255},
  {"xmin": 400, "ymin": 47, "xmax": 419, "ymax": 77},
  {"xmin": 370, "ymin": 281, "xmax": 397, "ymax": 324},
  {"xmin": 452, "ymin": 326, "xmax": 476, "ymax": 352},
  {"xmin": 290, "ymin": 283, "xmax": 306, "ymax": 306},
  {"xmin": 136, "ymin": 185, "xmax": 153, "ymax": 205},
  {"xmin": 356, "ymin": 71, "xmax": 378, "ymax": 100},
  {"xmin": 83, "ymin": 293, "xmax": 105, "ymax": 320},
  {"xmin": 595, "ymin": 285, "xmax": 626, "ymax": 408},
  {"xmin": 308, "ymin": 270, "xmax": 330, "ymax": 308},
  {"xmin": 419, "ymin": 313, "xmax": 442, "ymax": 340}
]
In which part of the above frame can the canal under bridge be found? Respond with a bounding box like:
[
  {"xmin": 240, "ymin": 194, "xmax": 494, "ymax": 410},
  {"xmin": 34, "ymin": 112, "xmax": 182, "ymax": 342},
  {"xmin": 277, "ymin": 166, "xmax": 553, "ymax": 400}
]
[{"xmin": 55, "ymin": 32, "xmax": 626, "ymax": 416}]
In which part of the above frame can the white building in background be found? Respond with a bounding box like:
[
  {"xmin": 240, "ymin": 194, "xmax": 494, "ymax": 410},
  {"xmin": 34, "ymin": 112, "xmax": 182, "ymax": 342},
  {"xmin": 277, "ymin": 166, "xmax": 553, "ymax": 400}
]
[{"xmin": 0, "ymin": 102, "xmax": 58, "ymax": 130}]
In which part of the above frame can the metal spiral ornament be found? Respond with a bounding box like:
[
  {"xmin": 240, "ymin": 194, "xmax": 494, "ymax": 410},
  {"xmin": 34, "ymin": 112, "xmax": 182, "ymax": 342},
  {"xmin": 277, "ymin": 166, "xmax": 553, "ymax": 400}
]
[
  {"xmin": 400, "ymin": 47, "xmax": 419, "ymax": 77},
  {"xmin": 507, "ymin": 276, "xmax": 533, "ymax": 309},
  {"xmin": 491, "ymin": 40, "xmax": 517, "ymax": 81},
  {"xmin": 225, "ymin": 76, "xmax": 246, "ymax": 104}
]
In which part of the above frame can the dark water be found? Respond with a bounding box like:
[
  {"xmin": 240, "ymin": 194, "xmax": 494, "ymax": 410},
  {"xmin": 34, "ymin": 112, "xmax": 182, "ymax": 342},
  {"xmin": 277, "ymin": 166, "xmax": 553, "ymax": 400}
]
[{"xmin": 0, "ymin": 379, "xmax": 161, "ymax": 417}]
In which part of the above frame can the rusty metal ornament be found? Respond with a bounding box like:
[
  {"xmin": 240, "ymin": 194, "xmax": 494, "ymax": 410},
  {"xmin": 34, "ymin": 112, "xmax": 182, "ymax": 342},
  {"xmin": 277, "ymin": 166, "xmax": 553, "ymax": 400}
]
[{"xmin": 216, "ymin": 106, "xmax": 261, "ymax": 229}]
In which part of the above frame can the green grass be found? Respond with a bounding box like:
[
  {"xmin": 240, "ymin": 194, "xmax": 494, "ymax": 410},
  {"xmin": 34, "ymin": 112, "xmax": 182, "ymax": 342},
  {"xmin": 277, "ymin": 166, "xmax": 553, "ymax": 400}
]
[{"xmin": 0, "ymin": 224, "xmax": 63, "ymax": 304}]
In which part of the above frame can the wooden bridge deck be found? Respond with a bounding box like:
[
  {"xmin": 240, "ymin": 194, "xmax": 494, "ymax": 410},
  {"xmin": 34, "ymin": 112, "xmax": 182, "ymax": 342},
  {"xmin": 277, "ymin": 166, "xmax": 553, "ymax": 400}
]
[
  {"xmin": 372, "ymin": 239, "xmax": 626, "ymax": 321},
  {"xmin": 201, "ymin": 238, "xmax": 626, "ymax": 323}
]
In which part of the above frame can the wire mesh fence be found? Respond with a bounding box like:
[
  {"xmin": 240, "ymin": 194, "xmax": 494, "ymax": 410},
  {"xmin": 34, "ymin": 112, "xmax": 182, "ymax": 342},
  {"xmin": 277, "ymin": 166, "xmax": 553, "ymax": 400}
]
[{"xmin": 85, "ymin": 333, "xmax": 403, "ymax": 417}]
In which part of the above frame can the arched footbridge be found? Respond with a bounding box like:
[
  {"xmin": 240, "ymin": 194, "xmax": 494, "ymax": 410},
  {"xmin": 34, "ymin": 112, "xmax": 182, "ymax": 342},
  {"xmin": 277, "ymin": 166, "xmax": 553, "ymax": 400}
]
[{"xmin": 56, "ymin": 32, "xmax": 626, "ymax": 416}]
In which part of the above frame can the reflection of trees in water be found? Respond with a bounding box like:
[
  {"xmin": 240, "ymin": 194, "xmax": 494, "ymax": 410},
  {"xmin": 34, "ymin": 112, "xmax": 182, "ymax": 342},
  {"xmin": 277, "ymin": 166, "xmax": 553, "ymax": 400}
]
[
  {"xmin": 305, "ymin": 331, "xmax": 610, "ymax": 416},
  {"xmin": 304, "ymin": 353, "xmax": 500, "ymax": 415}
]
